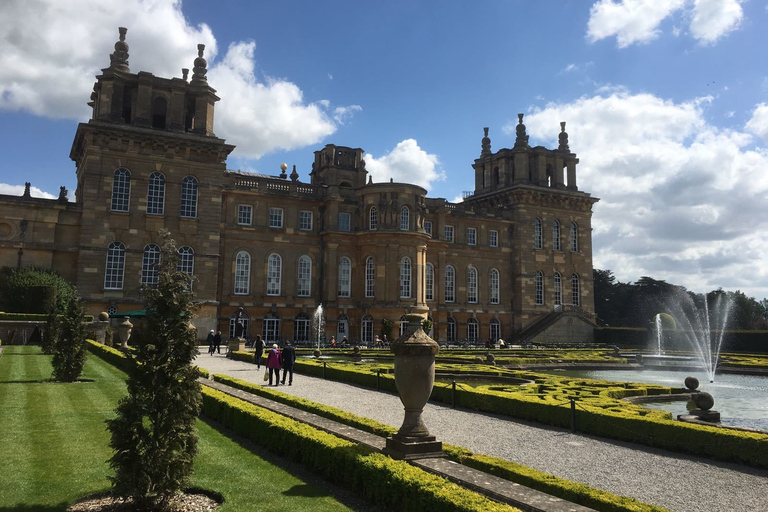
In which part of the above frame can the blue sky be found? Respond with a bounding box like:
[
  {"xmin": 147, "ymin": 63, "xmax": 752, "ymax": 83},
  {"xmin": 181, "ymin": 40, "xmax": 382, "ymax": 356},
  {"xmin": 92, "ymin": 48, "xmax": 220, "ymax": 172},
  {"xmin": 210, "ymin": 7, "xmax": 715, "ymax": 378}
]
[{"xmin": 1, "ymin": 0, "xmax": 767, "ymax": 299}]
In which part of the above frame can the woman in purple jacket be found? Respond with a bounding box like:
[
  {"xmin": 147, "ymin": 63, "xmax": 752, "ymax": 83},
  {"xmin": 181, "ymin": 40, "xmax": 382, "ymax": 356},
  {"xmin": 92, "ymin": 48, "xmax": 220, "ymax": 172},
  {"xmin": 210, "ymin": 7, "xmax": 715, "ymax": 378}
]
[{"xmin": 265, "ymin": 344, "xmax": 282, "ymax": 386}]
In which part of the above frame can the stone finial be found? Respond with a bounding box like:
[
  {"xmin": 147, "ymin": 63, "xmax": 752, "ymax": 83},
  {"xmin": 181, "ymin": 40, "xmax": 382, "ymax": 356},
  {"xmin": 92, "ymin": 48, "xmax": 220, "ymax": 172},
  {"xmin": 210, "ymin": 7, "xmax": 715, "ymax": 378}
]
[
  {"xmin": 290, "ymin": 164, "xmax": 299, "ymax": 182},
  {"xmin": 182, "ymin": 68, "xmax": 189, "ymax": 81},
  {"xmin": 558, "ymin": 121, "xmax": 569, "ymax": 151},
  {"xmin": 368, "ymin": 175, "xmax": 373, "ymax": 184},
  {"xmin": 481, "ymin": 127, "xmax": 491, "ymax": 156},
  {"xmin": 514, "ymin": 113, "xmax": 529, "ymax": 149},
  {"xmin": 390, "ymin": 177, "xmax": 394, "ymax": 183},
  {"xmin": 23, "ymin": 182, "xmax": 31, "ymax": 198},
  {"xmin": 109, "ymin": 27, "xmax": 130, "ymax": 73},
  {"xmin": 58, "ymin": 186, "xmax": 68, "ymax": 202},
  {"xmin": 191, "ymin": 44, "xmax": 208, "ymax": 84}
]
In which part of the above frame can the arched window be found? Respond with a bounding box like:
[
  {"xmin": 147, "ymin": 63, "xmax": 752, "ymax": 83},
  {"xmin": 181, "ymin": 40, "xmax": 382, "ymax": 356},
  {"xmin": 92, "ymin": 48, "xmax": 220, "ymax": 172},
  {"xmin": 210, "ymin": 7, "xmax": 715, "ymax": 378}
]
[
  {"xmin": 445, "ymin": 265, "xmax": 455, "ymax": 302},
  {"xmin": 399, "ymin": 315, "xmax": 408, "ymax": 337},
  {"xmin": 104, "ymin": 241, "xmax": 125, "ymax": 290},
  {"xmin": 338, "ymin": 257, "xmax": 351, "ymax": 297},
  {"xmin": 337, "ymin": 314, "xmax": 349, "ymax": 340},
  {"xmin": 263, "ymin": 312, "xmax": 280, "ymax": 342},
  {"xmin": 571, "ymin": 274, "xmax": 580, "ymax": 306},
  {"xmin": 467, "ymin": 318, "xmax": 478, "ymax": 341},
  {"xmin": 467, "ymin": 267, "xmax": 478, "ymax": 303},
  {"xmin": 426, "ymin": 316, "xmax": 434, "ymax": 338},
  {"xmin": 425, "ymin": 263, "xmax": 435, "ymax": 302},
  {"xmin": 489, "ymin": 319, "xmax": 501, "ymax": 342},
  {"xmin": 180, "ymin": 176, "xmax": 198, "ymax": 218},
  {"xmin": 361, "ymin": 315, "xmax": 373, "ymax": 345},
  {"xmin": 297, "ymin": 256, "xmax": 312, "ymax": 297},
  {"xmin": 534, "ymin": 218, "xmax": 543, "ymax": 249},
  {"xmin": 489, "ymin": 268, "xmax": 500, "ymax": 304},
  {"xmin": 534, "ymin": 271, "xmax": 544, "ymax": 305},
  {"xmin": 447, "ymin": 317, "xmax": 457, "ymax": 343},
  {"xmin": 140, "ymin": 243, "xmax": 160, "ymax": 288},
  {"xmin": 554, "ymin": 272, "xmax": 562, "ymax": 306},
  {"xmin": 229, "ymin": 310, "xmax": 249, "ymax": 339},
  {"xmin": 365, "ymin": 257, "xmax": 375, "ymax": 298},
  {"xmin": 234, "ymin": 251, "xmax": 251, "ymax": 295},
  {"xmin": 552, "ymin": 220, "xmax": 561, "ymax": 251},
  {"xmin": 294, "ymin": 313, "xmax": 310, "ymax": 342},
  {"xmin": 177, "ymin": 246, "xmax": 195, "ymax": 291},
  {"xmin": 111, "ymin": 168, "xmax": 131, "ymax": 212},
  {"xmin": 400, "ymin": 206, "xmax": 410, "ymax": 230},
  {"xmin": 369, "ymin": 206, "xmax": 378, "ymax": 230},
  {"xmin": 267, "ymin": 254, "xmax": 281, "ymax": 296},
  {"xmin": 400, "ymin": 257, "xmax": 411, "ymax": 298},
  {"xmin": 146, "ymin": 172, "xmax": 165, "ymax": 215},
  {"xmin": 570, "ymin": 222, "xmax": 579, "ymax": 252}
]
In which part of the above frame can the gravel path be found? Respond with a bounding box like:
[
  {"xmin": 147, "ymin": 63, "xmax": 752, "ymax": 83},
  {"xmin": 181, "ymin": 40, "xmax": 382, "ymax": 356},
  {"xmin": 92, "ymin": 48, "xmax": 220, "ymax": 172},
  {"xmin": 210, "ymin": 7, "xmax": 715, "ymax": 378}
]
[{"xmin": 196, "ymin": 352, "xmax": 768, "ymax": 512}]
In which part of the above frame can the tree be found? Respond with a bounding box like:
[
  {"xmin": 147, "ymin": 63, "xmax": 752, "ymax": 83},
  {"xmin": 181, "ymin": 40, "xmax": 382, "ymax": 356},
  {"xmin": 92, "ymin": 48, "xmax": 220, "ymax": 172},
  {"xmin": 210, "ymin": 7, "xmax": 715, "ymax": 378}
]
[
  {"xmin": 41, "ymin": 309, "xmax": 59, "ymax": 355},
  {"xmin": 51, "ymin": 290, "xmax": 87, "ymax": 382},
  {"xmin": 106, "ymin": 231, "xmax": 201, "ymax": 510},
  {"xmin": 0, "ymin": 266, "xmax": 73, "ymax": 313}
]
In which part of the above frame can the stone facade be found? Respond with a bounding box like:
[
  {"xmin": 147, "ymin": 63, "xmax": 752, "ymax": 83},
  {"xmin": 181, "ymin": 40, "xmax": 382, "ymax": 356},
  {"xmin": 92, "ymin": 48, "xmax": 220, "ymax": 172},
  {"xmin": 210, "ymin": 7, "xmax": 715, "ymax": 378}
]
[{"xmin": 0, "ymin": 28, "xmax": 599, "ymax": 344}]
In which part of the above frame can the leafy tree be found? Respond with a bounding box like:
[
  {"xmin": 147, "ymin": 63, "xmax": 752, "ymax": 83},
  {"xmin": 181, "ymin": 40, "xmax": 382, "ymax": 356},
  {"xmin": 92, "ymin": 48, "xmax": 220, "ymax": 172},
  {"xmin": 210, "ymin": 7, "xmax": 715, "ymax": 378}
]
[
  {"xmin": 106, "ymin": 231, "xmax": 201, "ymax": 510},
  {"xmin": 51, "ymin": 290, "xmax": 87, "ymax": 382},
  {"xmin": 0, "ymin": 266, "xmax": 73, "ymax": 313}
]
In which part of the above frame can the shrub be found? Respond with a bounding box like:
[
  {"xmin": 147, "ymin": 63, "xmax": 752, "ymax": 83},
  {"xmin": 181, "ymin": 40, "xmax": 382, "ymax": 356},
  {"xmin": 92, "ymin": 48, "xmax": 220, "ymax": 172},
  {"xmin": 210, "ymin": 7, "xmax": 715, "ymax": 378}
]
[
  {"xmin": 51, "ymin": 290, "xmax": 87, "ymax": 382},
  {"xmin": 41, "ymin": 310, "xmax": 59, "ymax": 355},
  {"xmin": 0, "ymin": 266, "xmax": 73, "ymax": 313},
  {"xmin": 106, "ymin": 231, "xmax": 201, "ymax": 510}
]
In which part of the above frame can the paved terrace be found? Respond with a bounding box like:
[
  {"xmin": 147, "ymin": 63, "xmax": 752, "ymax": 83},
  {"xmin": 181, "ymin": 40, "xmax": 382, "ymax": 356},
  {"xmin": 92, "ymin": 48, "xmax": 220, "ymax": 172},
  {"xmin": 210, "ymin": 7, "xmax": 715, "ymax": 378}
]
[{"xmin": 195, "ymin": 352, "xmax": 768, "ymax": 512}]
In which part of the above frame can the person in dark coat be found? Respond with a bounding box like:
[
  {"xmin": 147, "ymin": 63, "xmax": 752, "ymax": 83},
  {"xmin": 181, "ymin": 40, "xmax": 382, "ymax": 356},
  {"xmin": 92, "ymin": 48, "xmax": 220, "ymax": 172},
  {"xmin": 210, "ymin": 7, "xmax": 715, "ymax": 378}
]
[
  {"xmin": 207, "ymin": 330, "xmax": 215, "ymax": 355},
  {"xmin": 266, "ymin": 344, "xmax": 282, "ymax": 385},
  {"xmin": 254, "ymin": 334, "xmax": 265, "ymax": 369},
  {"xmin": 281, "ymin": 341, "xmax": 297, "ymax": 385},
  {"xmin": 212, "ymin": 331, "xmax": 222, "ymax": 354}
]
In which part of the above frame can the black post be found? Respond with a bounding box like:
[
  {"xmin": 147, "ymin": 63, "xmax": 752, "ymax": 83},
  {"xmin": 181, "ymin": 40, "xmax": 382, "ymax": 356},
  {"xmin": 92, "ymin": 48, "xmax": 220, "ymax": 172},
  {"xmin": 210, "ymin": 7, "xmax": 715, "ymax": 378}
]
[
  {"xmin": 323, "ymin": 361, "xmax": 326, "ymax": 379},
  {"xmin": 570, "ymin": 398, "xmax": 576, "ymax": 433},
  {"xmin": 376, "ymin": 369, "xmax": 381, "ymax": 390},
  {"xmin": 452, "ymin": 380, "xmax": 456, "ymax": 408}
]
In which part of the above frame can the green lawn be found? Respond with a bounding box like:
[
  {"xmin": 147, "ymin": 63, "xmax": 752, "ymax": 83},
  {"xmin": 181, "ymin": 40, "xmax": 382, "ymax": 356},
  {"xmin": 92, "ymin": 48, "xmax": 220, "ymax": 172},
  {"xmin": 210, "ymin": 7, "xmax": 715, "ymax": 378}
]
[{"xmin": 0, "ymin": 346, "xmax": 365, "ymax": 512}]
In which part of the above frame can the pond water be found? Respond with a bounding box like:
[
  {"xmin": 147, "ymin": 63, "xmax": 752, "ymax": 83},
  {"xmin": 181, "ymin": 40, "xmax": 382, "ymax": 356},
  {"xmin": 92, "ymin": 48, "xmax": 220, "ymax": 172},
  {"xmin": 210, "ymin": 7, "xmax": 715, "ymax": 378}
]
[{"xmin": 541, "ymin": 369, "xmax": 768, "ymax": 431}]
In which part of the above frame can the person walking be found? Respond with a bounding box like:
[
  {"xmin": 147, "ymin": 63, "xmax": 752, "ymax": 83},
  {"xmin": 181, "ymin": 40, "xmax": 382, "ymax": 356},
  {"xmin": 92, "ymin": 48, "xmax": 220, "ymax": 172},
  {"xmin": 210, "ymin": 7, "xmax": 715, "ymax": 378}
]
[
  {"xmin": 207, "ymin": 330, "xmax": 215, "ymax": 355},
  {"xmin": 254, "ymin": 334, "xmax": 265, "ymax": 369},
  {"xmin": 213, "ymin": 331, "xmax": 222, "ymax": 354},
  {"xmin": 281, "ymin": 341, "xmax": 296, "ymax": 385},
  {"xmin": 266, "ymin": 343, "xmax": 282, "ymax": 386}
]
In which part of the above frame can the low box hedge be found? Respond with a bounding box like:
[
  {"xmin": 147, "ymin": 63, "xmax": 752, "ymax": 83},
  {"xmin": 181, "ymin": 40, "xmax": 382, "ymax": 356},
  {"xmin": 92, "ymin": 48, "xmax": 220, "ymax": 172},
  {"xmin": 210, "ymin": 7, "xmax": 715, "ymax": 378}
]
[{"xmin": 85, "ymin": 339, "xmax": 209, "ymax": 378}]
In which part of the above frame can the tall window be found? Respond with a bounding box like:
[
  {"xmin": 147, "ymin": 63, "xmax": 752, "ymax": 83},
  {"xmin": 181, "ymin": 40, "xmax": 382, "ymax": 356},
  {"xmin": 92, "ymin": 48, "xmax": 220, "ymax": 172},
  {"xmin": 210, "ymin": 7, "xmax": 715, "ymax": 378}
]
[
  {"xmin": 489, "ymin": 230, "xmax": 498, "ymax": 247},
  {"xmin": 234, "ymin": 251, "xmax": 251, "ymax": 295},
  {"xmin": 369, "ymin": 206, "xmax": 378, "ymax": 230},
  {"xmin": 554, "ymin": 272, "xmax": 562, "ymax": 306},
  {"xmin": 467, "ymin": 267, "xmax": 478, "ymax": 303},
  {"xmin": 238, "ymin": 205, "xmax": 252, "ymax": 225},
  {"xmin": 229, "ymin": 311, "xmax": 249, "ymax": 339},
  {"xmin": 490, "ymin": 319, "xmax": 500, "ymax": 342},
  {"xmin": 534, "ymin": 271, "xmax": 544, "ymax": 305},
  {"xmin": 424, "ymin": 221, "xmax": 432, "ymax": 236},
  {"xmin": 425, "ymin": 263, "xmax": 435, "ymax": 301},
  {"xmin": 146, "ymin": 172, "xmax": 165, "ymax": 215},
  {"xmin": 338, "ymin": 212, "xmax": 351, "ymax": 231},
  {"xmin": 177, "ymin": 246, "xmax": 195, "ymax": 290},
  {"xmin": 104, "ymin": 241, "xmax": 126, "ymax": 290},
  {"xmin": 263, "ymin": 313, "xmax": 280, "ymax": 342},
  {"xmin": 365, "ymin": 257, "xmax": 375, "ymax": 298},
  {"xmin": 445, "ymin": 265, "xmax": 455, "ymax": 302},
  {"xmin": 552, "ymin": 220, "xmax": 561, "ymax": 251},
  {"xmin": 267, "ymin": 254, "xmax": 282, "ymax": 296},
  {"xmin": 467, "ymin": 318, "xmax": 478, "ymax": 341},
  {"xmin": 400, "ymin": 257, "xmax": 412, "ymax": 298},
  {"xmin": 140, "ymin": 243, "xmax": 160, "ymax": 288},
  {"xmin": 269, "ymin": 208, "xmax": 283, "ymax": 228},
  {"xmin": 111, "ymin": 168, "xmax": 131, "ymax": 212},
  {"xmin": 570, "ymin": 222, "xmax": 579, "ymax": 252},
  {"xmin": 534, "ymin": 218, "xmax": 543, "ymax": 249},
  {"xmin": 571, "ymin": 274, "xmax": 580, "ymax": 306},
  {"xmin": 361, "ymin": 315, "xmax": 373, "ymax": 345},
  {"xmin": 180, "ymin": 176, "xmax": 198, "ymax": 218},
  {"xmin": 467, "ymin": 228, "xmax": 476, "ymax": 245},
  {"xmin": 400, "ymin": 206, "xmax": 410, "ymax": 230},
  {"xmin": 294, "ymin": 313, "xmax": 310, "ymax": 342},
  {"xmin": 444, "ymin": 225, "xmax": 454, "ymax": 242},
  {"xmin": 447, "ymin": 317, "xmax": 456, "ymax": 343},
  {"xmin": 489, "ymin": 269, "xmax": 499, "ymax": 304},
  {"xmin": 399, "ymin": 315, "xmax": 408, "ymax": 337},
  {"xmin": 299, "ymin": 210, "xmax": 313, "ymax": 230},
  {"xmin": 297, "ymin": 256, "xmax": 312, "ymax": 297},
  {"xmin": 337, "ymin": 314, "xmax": 348, "ymax": 339},
  {"xmin": 338, "ymin": 257, "xmax": 351, "ymax": 297}
]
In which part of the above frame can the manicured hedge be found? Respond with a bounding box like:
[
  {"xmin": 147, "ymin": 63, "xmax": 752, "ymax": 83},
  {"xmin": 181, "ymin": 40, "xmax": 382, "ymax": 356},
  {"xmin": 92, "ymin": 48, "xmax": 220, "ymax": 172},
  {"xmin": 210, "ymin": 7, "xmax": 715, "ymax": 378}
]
[
  {"xmin": 201, "ymin": 386, "xmax": 518, "ymax": 512},
  {"xmin": 85, "ymin": 339, "xmax": 209, "ymax": 378},
  {"xmin": 0, "ymin": 312, "xmax": 94, "ymax": 322}
]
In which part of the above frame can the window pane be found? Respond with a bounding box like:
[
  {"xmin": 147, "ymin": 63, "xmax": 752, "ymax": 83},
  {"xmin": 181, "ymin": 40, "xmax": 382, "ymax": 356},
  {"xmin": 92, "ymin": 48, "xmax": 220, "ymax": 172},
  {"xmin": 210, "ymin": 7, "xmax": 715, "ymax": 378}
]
[
  {"xmin": 444, "ymin": 226, "xmax": 454, "ymax": 242},
  {"xmin": 572, "ymin": 274, "xmax": 580, "ymax": 306},
  {"xmin": 467, "ymin": 228, "xmax": 476, "ymax": 245},
  {"xmin": 445, "ymin": 266, "xmax": 455, "ymax": 302},
  {"xmin": 570, "ymin": 223, "xmax": 579, "ymax": 252},
  {"xmin": 467, "ymin": 268, "xmax": 477, "ymax": 303},
  {"xmin": 180, "ymin": 176, "xmax": 198, "ymax": 218},
  {"xmin": 146, "ymin": 172, "xmax": 165, "ymax": 215},
  {"xmin": 400, "ymin": 258, "xmax": 411, "ymax": 298},
  {"xmin": 535, "ymin": 271, "xmax": 544, "ymax": 305},
  {"xmin": 177, "ymin": 246, "xmax": 195, "ymax": 291},
  {"xmin": 298, "ymin": 256, "xmax": 311, "ymax": 297},
  {"xmin": 105, "ymin": 242, "xmax": 126, "ymax": 289},
  {"xmin": 490, "ymin": 269, "xmax": 499, "ymax": 304},
  {"xmin": 269, "ymin": 208, "xmax": 283, "ymax": 228},
  {"xmin": 267, "ymin": 254, "xmax": 282, "ymax": 295},
  {"xmin": 424, "ymin": 221, "xmax": 432, "ymax": 236},
  {"xmin": 365, "ymin": 257, "xmax": 375, "ymax": 298},
  {"xmin": 111, "ymin": 168, "xmax": 130, "ymax": 212},
  {"xmin": 238, "ymin": 205, "xmax": 252, "ymax": 225},
  {"xmin": 369, "ymin": 207, "xmax": 378, "ymax": 230},
  {"xmin": 141, "ymin": 244, "xmax": 160, "ymax": 288},
  {"xmin": 552, "ymin": 221, "xmax": 561, "ymax": 251},
  {"xmin": 490, "ymin": 230, "xmax": 498, "ymax": 247},
  {"xmin": 534, "ymin": 218, "xmax": 542, "ymax": 249},
  {"xmin": 234, "ymin": 252, "xmax": 250, "ymax": 295},
  {"xmin": 400, "ymin": 206, "xmax": 409, "ymax": 230},
  {"xmin": 554, "ymin": 273, "xmax": 562, "ymax": 306},
  {"xmin": 338, "ymin": 258, "xmax": 351, "ymax": 297},
  {"xmin": 300, "ymin": 211, "xmax": 313, "ymax": 230},
  {"xmin": 425, "ymin": 263, "xmax": 434, "ymax": 301},
  {"xmin": 338, "ymin": 212, "xmax": 351, "ymax": 231}
]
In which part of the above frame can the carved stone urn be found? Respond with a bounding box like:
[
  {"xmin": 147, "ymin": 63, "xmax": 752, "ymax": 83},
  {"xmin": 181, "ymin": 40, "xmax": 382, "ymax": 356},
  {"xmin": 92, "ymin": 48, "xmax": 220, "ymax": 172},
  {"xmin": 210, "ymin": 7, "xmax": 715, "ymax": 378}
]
[
  {"xmin": 117, "ymin": 318, "xmax": 133, "ymax": 348},
  {"xmin": 384, "ymin": 314, "xmax": 443, "ymax": 460}
]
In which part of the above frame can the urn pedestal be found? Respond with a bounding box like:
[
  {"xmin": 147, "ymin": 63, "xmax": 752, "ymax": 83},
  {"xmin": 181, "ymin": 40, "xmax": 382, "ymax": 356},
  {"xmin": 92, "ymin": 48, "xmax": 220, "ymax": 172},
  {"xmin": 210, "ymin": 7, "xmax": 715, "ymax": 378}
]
[{"xmin": 383, "ymin": 314, "xmax": 444, "ymax": 460}]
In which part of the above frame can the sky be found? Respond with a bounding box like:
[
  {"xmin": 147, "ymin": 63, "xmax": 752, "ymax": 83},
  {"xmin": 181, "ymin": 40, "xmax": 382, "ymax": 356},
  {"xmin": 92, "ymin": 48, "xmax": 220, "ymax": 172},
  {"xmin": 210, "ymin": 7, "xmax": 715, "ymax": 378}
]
[{"xmin": 1, "ymin": 0, "xmax": 767, "ymax": 299}]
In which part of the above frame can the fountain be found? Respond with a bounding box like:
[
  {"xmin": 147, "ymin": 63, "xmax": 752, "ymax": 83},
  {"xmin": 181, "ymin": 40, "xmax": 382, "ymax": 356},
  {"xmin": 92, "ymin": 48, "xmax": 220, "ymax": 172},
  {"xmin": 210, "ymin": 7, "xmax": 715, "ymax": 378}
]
[
  {"xmin": 313, "ymin": 304, "xmax": 325, "ymax": 356},
  {"xmin": 654, "ymin": 314, "xmax": 663, "ymax": 356}
]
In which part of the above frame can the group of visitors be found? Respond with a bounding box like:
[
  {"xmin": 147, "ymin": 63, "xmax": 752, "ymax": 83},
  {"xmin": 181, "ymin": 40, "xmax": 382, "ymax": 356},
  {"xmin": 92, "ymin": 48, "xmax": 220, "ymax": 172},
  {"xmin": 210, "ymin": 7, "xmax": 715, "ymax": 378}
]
[
  {"xmin": 253, "ymin": 335, "xmax": 296, "ymax": 386},
  {"xmin": 206, "ymin": 330, "xmax": 223, "ymax": 355}
]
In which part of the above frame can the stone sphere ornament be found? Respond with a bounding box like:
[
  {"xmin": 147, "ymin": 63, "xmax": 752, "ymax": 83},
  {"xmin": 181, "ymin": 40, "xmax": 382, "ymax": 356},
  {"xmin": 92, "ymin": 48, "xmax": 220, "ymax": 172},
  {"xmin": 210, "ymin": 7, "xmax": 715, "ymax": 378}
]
[
  {"xmin": 684, "ymin": 376, "xmax": 699, "ymax": 391},
  {"xmin": 98, "ymin": 311, "xmax": 110, "ymax": 321},
  {"xmin": 693, "ymin": 391, "xmax": 715, "ymax": 411}
]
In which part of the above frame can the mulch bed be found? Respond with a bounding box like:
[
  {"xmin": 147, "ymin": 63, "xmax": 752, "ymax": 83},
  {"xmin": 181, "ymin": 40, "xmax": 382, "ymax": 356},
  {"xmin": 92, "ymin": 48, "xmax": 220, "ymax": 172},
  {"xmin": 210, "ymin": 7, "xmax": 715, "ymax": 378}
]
[{"xmin": 67, "ymin": 491, "xmax": 221, "ymax": 512}]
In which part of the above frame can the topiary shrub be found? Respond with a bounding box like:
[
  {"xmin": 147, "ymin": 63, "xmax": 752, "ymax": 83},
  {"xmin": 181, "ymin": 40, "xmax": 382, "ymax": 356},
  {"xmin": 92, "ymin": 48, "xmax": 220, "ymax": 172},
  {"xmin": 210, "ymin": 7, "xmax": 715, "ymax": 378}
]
[
  {"xmin": 41, "ymin": 310, "xmax": 59, "ymax": 355},
  {"xmin": 106, "ymin": 230, "xmax": 201, "ymax": 510},
  {"xmin": 51, "ymin": 290, "xmax": 87, "ymax": 382}
]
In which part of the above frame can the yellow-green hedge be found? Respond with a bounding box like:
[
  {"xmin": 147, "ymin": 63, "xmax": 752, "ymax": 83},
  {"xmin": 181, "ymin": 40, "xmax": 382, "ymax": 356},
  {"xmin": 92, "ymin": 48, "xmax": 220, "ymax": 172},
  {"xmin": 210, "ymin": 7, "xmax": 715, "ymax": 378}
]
[{"xmin": 85, "ymin": 339, "xmax": 209, "ymax": 378}]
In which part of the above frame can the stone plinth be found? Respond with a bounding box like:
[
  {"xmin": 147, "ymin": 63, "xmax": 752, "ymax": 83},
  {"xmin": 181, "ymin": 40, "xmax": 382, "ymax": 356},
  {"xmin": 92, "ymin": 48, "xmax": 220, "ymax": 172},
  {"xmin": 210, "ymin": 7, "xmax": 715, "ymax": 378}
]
[{"xmin": 228, "ymin": 338, "xmax": 245, "ymax": 353}]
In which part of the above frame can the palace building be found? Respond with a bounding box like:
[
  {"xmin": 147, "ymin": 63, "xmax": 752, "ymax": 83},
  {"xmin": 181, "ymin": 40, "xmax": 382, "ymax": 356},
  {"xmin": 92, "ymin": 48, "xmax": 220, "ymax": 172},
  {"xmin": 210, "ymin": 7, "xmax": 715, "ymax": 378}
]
[{"xmin": 0, "ymin": 28, "xmax": 599, "ymax": 345}]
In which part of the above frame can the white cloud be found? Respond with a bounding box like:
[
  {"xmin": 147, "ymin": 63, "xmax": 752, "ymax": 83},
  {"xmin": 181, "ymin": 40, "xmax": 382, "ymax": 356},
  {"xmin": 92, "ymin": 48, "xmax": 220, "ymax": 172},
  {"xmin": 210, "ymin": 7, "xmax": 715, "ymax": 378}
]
[
  {"xmin": 517, "ymin": 91, "xmax": 768, "ymax": 297},
  {"xmin": 744, "ymin": 103, "xmax": 768, "ymax": 143},
  {"xmin": 0, "ymin": 0, "xmax": 352, "ymax": 160},
  {"xmin": 363, "ymin": 139, "xmax": 444, "ymax": 191},
  {"xmin": 0, "ymin": 183, "xmax": 56, "ymax": 199},
  {"xmin": 333, "ymin": 105, "xmax": 362, "ymax": 124},
  {"xmin": 587, "ymin": 0, "xmax": 743, "ymax": 47}
]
